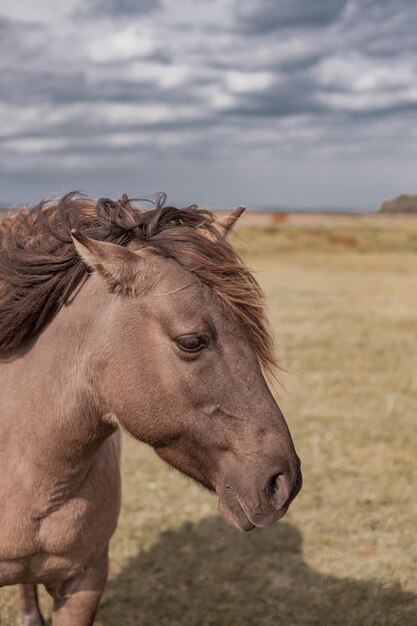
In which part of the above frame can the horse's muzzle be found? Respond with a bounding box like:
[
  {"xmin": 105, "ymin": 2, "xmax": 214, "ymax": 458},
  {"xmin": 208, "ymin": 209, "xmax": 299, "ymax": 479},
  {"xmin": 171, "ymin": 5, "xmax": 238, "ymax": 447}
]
[{"xmin": 217, "ymin": 459, "xmax": 302, "ymax": 531}]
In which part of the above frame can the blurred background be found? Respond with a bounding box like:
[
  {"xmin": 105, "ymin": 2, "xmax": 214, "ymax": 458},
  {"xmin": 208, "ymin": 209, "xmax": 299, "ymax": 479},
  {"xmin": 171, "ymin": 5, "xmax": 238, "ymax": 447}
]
[{"xmin": 0, "ymin": 1, "xmax": 416, "ymax": 625}]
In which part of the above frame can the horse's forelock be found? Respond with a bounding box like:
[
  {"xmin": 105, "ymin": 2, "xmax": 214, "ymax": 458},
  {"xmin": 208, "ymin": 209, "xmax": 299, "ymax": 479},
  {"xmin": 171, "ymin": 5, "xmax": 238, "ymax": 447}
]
[{"xmin": 0, "ymin": 194, "xmax": 277, "ymax": 374}]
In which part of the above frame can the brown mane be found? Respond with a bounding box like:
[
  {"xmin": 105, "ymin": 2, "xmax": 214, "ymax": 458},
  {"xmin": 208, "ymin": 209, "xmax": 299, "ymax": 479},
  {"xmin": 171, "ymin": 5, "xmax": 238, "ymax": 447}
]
[{"xmin": 0, "ymin": 193, "xmax": 277, "ymax": 373}]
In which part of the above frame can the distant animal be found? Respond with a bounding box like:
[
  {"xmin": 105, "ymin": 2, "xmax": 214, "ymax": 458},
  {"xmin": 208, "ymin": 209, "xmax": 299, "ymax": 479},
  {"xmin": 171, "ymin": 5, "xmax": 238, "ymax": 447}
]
[{"xmin": 0, "ymin": 193, "xmax": 302, "ymax": 625}]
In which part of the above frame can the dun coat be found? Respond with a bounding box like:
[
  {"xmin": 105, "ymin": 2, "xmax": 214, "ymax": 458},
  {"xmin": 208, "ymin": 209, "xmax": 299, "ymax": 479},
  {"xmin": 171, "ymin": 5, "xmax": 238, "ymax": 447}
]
[{"xmin": 0, "ymin": 194, "xmax": 302, "ymax": 625}]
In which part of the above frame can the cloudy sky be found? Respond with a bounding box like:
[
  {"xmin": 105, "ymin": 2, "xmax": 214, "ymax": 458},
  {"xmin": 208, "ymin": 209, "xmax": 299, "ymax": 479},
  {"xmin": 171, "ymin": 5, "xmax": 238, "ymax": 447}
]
[{"xmin": 1, "ymin": 0, "xmax": 416, "ymax": 209}]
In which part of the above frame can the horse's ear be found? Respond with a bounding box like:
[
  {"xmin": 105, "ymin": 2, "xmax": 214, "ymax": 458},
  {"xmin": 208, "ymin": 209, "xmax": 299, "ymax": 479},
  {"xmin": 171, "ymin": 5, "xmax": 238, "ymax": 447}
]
[
  {"xmin": 71, "ymin": 230, "xmax": 141, "ymax": 295},
  {"xmin": 213, "ymin": 205, "xmax": 246, "ymax": 238}
]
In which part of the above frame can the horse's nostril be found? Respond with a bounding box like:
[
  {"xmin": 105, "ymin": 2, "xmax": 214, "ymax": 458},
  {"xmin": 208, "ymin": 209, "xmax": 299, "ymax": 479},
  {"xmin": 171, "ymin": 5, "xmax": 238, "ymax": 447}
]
[{"xmin": 267, "ymin": 473, "xmax": 281, "ymax": 499}]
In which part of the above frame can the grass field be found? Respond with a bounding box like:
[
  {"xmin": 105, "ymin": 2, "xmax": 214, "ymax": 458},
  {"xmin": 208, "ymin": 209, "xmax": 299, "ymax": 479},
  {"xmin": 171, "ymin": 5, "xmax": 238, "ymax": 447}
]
[{"xmin": 1, "ymin": 214, "xmax": 417, "ymax": 625}]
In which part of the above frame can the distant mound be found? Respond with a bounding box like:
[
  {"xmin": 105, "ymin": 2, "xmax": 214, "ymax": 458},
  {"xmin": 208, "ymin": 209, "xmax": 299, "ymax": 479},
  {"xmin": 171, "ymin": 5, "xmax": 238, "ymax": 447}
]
[{"xmin": 379, "ymin": 194, "xmax": 417, "ymax": 214}]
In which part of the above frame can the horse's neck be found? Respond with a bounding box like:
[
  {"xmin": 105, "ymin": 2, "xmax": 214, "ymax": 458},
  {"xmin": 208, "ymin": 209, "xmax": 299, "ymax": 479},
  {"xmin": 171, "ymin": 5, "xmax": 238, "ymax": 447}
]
[{"xmin": 0, "ymin": 276, "xmax": 116, "ymax": 511}]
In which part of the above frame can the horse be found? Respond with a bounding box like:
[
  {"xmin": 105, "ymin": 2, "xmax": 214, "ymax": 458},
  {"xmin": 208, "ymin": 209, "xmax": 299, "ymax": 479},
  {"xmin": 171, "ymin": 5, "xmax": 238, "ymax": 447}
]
[{"xmin": 0, "ymin": 193, "xmax": 302, "ymax": 625}]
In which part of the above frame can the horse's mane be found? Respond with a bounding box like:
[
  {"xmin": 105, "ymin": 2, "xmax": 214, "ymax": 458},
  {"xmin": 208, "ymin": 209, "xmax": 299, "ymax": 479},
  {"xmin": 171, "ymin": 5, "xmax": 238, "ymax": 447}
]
[{"xmin": 0, "ymin": 193, "xmax": 277, "ymax": 373}]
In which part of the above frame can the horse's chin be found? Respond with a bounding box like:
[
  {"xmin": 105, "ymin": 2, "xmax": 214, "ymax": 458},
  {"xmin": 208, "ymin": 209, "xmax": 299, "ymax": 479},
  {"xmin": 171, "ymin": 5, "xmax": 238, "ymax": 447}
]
[{"xmin": 217, "ymin": 492, "xmax": 256, "ymax": 532}]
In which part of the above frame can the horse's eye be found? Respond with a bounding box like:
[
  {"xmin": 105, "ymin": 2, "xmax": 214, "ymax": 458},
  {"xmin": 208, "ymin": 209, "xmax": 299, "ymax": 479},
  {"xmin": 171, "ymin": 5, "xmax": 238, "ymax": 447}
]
[{"xmin": 175, "ymin": 334, "xmax": 208, "ymax": 353}]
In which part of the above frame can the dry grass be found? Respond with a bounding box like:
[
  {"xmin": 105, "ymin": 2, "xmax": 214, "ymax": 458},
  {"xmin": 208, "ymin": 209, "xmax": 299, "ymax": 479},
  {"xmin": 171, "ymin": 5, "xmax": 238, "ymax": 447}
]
[{"xmin": 1, "ymin": 214, "xmax": 417, "ymax": 625}]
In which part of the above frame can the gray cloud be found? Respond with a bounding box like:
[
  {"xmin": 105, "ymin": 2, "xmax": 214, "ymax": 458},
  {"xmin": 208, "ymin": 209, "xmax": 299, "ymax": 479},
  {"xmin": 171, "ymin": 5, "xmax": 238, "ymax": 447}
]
[
  {"xmin": 80, "ymin": 0, "xmax": 160, "ymax": 17},
  {"xmin": 0, "ymin": 0, "xmax": 416, "ymax": 207},
  {"xmin": 222, "ymin": 75, "xmax": 325, "ymax": 118},
  {"xmin": 236, "ymin": 0, "xmax": 349, "ymax": 33}
]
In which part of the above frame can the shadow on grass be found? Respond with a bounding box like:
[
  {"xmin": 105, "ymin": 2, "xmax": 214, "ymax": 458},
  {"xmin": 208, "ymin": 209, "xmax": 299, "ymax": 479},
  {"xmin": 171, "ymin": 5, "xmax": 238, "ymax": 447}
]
[{"xmin": 98, "ymin": 518, "xmax": 416, "ymax": 626}]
